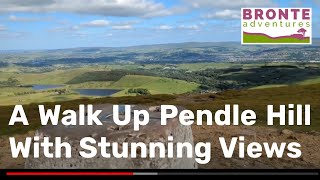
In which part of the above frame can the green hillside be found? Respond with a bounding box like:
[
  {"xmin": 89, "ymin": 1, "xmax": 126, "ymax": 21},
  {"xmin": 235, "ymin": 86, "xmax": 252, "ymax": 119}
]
[{"xmin": 110, "ymin": 75, "xmax": 199, "ymax": 96}]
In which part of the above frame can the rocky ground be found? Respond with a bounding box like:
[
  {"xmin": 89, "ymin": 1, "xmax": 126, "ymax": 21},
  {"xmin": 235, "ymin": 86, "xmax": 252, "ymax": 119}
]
[
  {"xmin": 0, "ymin": 126, "xmax": 319, "ymax": 169},
  {"xmin": 0, "ymin": 131, "xmax": 34, "ymax": 169},
  {"xmin": 192, "ymin": 125, "xmax": 320, "ymax": 169}
]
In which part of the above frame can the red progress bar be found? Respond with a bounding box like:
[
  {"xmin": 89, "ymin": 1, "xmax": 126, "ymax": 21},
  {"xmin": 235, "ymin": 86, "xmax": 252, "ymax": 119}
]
[{"xmin": 7, "ymin": 172, "xmax": 134, "ymax": 176}]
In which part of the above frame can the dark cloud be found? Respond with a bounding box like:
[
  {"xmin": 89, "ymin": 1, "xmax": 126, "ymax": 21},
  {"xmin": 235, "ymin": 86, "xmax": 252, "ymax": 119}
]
[
  {"xmin": 184, "ymin": 0, "xmax": 275, "ymax": 9},
  {"xmin": 0, "ymin": 0, "xmax": 176, "ymax": 17},
  {"xmin": 4, "ymin": 0, "xmax": 55, "ymax": 6},
  {"xmin": 184, "ymin": 0, "xmax": 275, "ymax": 20}
]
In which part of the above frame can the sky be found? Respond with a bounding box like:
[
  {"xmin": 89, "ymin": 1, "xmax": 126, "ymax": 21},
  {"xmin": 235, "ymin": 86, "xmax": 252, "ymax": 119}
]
[{"xmin": 0, "ymin": 0, "xmax": 319, "ymax": 50}]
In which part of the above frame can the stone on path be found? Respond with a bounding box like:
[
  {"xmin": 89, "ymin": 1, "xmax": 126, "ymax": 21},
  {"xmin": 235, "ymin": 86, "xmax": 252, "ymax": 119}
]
[{"xmin": 25, "ymin": 104, "xmax": 198, "ymax": 169}]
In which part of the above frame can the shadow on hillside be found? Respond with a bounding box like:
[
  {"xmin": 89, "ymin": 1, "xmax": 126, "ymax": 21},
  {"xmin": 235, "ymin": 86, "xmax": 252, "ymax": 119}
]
[{"xmin": 220, "ymin": 66, "xmax": 320, "ymax": 86}]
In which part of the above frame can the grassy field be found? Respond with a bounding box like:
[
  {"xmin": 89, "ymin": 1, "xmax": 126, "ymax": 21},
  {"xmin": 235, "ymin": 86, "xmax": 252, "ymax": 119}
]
[
  {"xmin": 110, "ymin": 75, "xmax": 199, "ymax": 96},
  {"xmin": 250, "ymin": 84, "xmax": 288, "ymax": 90},
  {"xmin": 297, "ymin": 77, "xmax": 320, "ymax": 85},
  {"xmin": 1, "ymin": 62, "xmax": 320, "ymax": 104},
  {"xmin": 0, "ymin": 67, "xmax": 98, "ymax": 84},
  {"xmin": 251, "ymin": 77, "xmax": 320, "ymax": 90},
  {"xmin": 176, "ymin": 63, "xmax": 244, "ymax": 71},
  {"xmin": 0, "ymin": 91, "xmax": 90, "ymax": 105},
  {"xmin": 243, "ymin": 33, "xmax": 311, "ymax": 44},
  {"xmin": 107, "ymin": 64, "xmax": 163, "ymax": 70},
  {"xmin": 0, "ymin": 72, "xmax": 199, "ymax": 105}
]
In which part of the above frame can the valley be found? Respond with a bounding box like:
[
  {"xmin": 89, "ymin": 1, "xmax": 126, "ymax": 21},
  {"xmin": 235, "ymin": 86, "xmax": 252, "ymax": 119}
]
[
  {"xmin": 0, "ymin": 61, "xmax": 319, "ymax": 106},
  {"xmin": 1, "ymin": 42, "xmax": 320, "ymax": 169}
]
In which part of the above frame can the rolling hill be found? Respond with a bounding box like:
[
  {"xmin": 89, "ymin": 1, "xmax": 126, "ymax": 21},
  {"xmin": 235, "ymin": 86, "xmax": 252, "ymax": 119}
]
[{"xmin": 109, "ymin": 75, "xmax": 200, "ymax": 96}]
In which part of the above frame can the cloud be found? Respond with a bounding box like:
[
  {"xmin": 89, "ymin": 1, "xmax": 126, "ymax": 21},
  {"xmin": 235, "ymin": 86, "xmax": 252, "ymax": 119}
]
[
  {"xmin": 8, "ymin": 15, "xmax": 51, "ymax": 22},
  {"xmin": 53, "ymin": 20, "xmax": 137, "ymax": 33},
  {"xmin": 0, "ymin": 31, "xmax": 26, "ymax": 39},
  {"xmin": 49, "ymin": 25, "xmax": 80, "ymax": 32},
  {"xmin": 184, "ymin": 0, "xmax": 275, "ymax": 9},
  {"xmin": 178, "ymin": 25, "xmax": 200, "ymax": 30},
  {"xmin": 49, "ymin": 24, "xmax": 90, "ymax": 39},
  {"xmin": 183, "ymin": 0, "xmax": 275, "ymax": 20},
  {"xmin": 155, "ymin": 24, "xmax": 201, "ymax": 31},
  {"xmin": 0, "ymin": 25, "xmax": 6, "ymax": 31},
  {"xmin": 1, "ymin": 0, "xmax": 56, "ymax": 6},
  {"xmin": 204, "ymin": 9, "xmax": 240, "ymax": 19},
  {"xmin": 110, "ymin": 21, "xmax": 139, "ymax": 30},
  {"xmin": 156, "ymin": 25, "xmax": 174, "ymax": 30},
  {"xmin": 0, "ymin": 0, "xmax": 175, "ymax": 18},
  {"xmin": 0, "ymin": 24, "xmax": 27, "ymax": 39},
  {"xmin": 112, "ymin": 25, "xmax": 133, "ymax": 30},
  {"xmin": 70, "ymin": 31, "xmax": 88, "ymax": 38},
  {"xmin": 81, "ymin": 20, "xmax": 110, "ymax": 27},
  {"xmin": 112, "ymin": 20, "xmax": 140, "ymax": 26}
]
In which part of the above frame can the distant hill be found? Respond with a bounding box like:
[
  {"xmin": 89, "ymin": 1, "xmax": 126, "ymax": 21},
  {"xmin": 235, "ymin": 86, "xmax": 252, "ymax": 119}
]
[
  {"xmin": 2, "ymin": 38, "xmax": 320, "ymax": 52},
  {"xmin": 1, "ymin": 39, "xmax": 320, "ymax": 65}
]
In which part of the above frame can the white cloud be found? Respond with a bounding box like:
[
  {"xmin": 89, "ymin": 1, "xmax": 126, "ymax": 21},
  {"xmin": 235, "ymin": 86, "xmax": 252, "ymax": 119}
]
[
  {"xmin": 9, "ymin": 15, "xmax": 27, "ymax": 21},
  {"xmin": 185, "ymin": 0, "xmax": 275, "ymax": 9},
  {"xmin": 49, "ymin": 25, "xmax": 89, "ymax": 38},
  {"xmin": 105, "ymin": 33, "xmax": 113, "ymax": 37},
  {"xmin": 156, "ymin": 25, "xmax": 174, "ymax": 30},
  {"xmin": 0, "ymin": 0, "xmax": 175, "ymax": 18},
  {"xmin": 70, "ymin": 25, "xmax": 80, "ymax": 30},
  {"xmin": 0, "ymin": 25, "xmax": 6, "ymax": 31},
  {"xmin": 204, "ymin": 9, "xmax": 240, "ymax": 19},
  {"xmin": 199, "ymin": 21, "xmax": 207, "ymax": 26},
  {"xmin": 179, "ymin": 25, "xmax": 200, "ymax": 30},
  {"xmin": 155, "ymin": 24, "xmax": 201, "ymax": 31},
  {"xmin": 112, "ymin": 25, "xmax": 133, "ymax": 30},
  {"xmin": 112, "ymin": 20, "xmax": 140, "ymax": 26},
  {"xmin": 8, "ymin": 15, "xmax": 51, "ymax": 22},
  {"xmin": 81, "ymin": 20, "xmax": 110, "ymax": 27}
]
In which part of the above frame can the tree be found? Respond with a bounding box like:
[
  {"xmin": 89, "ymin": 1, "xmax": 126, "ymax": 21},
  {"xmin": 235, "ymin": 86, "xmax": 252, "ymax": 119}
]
[
  {"xmin": 297, "ymin": 28, "xmax": 307, "ymax": 37},
  {"xmin": 7, "ymin": 77, "xmax": 20, "ymax": 86},
  {"xmin": 127, "ymin": 88, "xmax": 150, "ymax": 95}
]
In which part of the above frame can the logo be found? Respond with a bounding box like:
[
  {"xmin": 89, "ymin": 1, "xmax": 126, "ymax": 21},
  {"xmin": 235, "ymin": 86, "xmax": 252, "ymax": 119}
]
[{"xmin": 241, "ymin": 8, "xmax": 312, "ymax": 44}]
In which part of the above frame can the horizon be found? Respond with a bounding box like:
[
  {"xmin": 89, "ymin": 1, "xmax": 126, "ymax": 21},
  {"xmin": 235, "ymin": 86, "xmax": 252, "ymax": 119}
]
[
  {"xmin": 2, "ymin": 37, "xmax": 320, "ymax": 51},
  {"xmin": 1, "ymin": 0, "xmax": 319, "ymax": 50},
  {"xmin": 0, "ymin": 40, "xmax": 241, "ymax": 51}
]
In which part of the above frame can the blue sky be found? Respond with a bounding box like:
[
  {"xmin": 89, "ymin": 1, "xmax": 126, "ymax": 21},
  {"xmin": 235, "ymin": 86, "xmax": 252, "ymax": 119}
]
[{"xmin": 0, "ymin": 0, "xmax": 319, "ymax": 50}]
